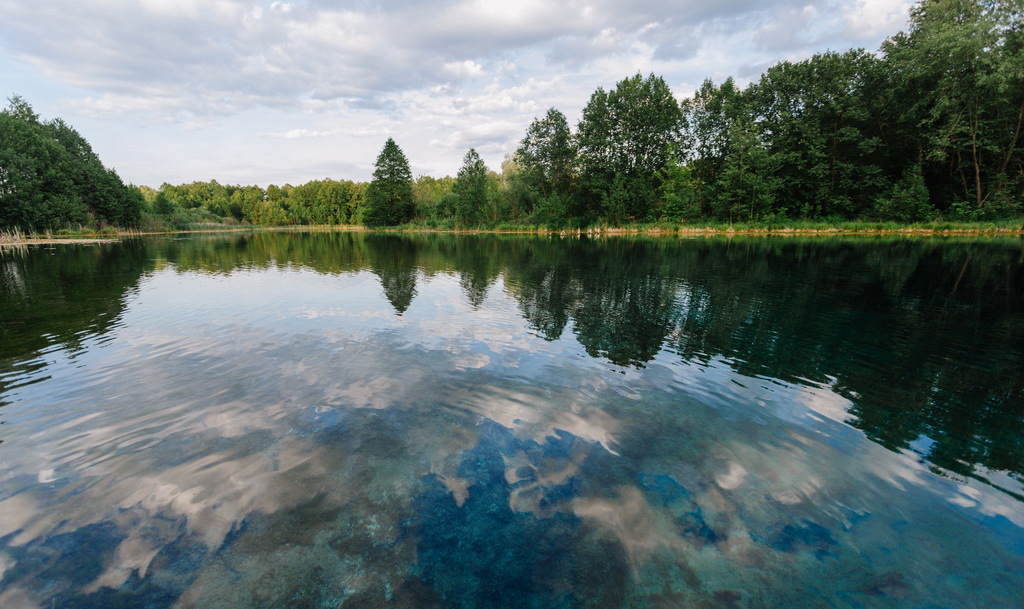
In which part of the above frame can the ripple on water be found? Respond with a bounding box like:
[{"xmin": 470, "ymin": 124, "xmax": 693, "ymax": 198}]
[{"xmin": 1, "ymin": 235, "xmax": 1023, "ymax": 608}]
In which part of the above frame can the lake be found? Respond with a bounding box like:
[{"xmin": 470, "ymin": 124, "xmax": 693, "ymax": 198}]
[{"xmin": 1, "ymin": 232, "xmax": 1022, "ymax": 608}]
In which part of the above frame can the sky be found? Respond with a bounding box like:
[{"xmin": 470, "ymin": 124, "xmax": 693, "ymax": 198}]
[{"xmin": 0, "ymin": 0, "xmax": 914, "ymax": 188}]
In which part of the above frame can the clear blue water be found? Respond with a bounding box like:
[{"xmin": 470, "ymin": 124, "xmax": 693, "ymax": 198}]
[{"xmin": 0, "ymin": 232, "xmax": 1022, "ymax": 608}]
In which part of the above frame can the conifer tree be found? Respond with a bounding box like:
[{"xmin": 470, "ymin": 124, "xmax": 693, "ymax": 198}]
[
  {"xmin": 363, "ymin": 138, "xmax": 414, "ymax": 227},
  {"xmin": 453, "ymin": 148, "xmax": 488, "ymax": 227}
]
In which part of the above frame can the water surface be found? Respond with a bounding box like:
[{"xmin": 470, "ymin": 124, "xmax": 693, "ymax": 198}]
[{"xmin": 1, "ymin": 233, "xmax": 1022, "ymax": 608}]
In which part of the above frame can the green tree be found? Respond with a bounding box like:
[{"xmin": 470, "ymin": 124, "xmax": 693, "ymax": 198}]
[
  {"xmin": 412, "ymin": 174, "xmax": 456, "ymax": 223},
  {"xmin": 0, "ymin": 105, "xmax": 79, "ymax": 228},
  {"xmin": 871, "ymin": 164, "xmax": 935, "ymax": 222},
  {"xmin": 576, "ymin": 73, "xmax": 684, "ymax": 222},
  {"xmin": 452, "ymin": 148, "xmax": 488, "ymax": 227},
  {"xmin": 680, "ymin": 78, "xmax": 748, "ymax": 217},
  {"xmin": 1, "ymin": 95, "xmax": 141, "ymax": 229},
  {"xmin": 749, "ymin": 50, "xmax": 886, "ymax": 219},
  {"xmin": 363, "ymin": 138, "xmax": 415, "ymax": 227},
  {"xmin": 882, "ymin": 0, "xmax": 1024, "ymax": 215},
  {"xmin": 656, "ymin": 155, "xmax": 702, "ymax": 223},
  {"xmin": 495, "ymin": 156, "xmax": 533, "ymax": 223},
  {"xmin": 514, "ymin": 108, "xmax": 576, "ymax": 202},
  {"xmin": 713, "ymin": 117, "xmax": 779, "ymax": 222},
  {"xmin": 231, "ymin": 185, "xmax": 267, "ymax": 223},
  {"xmin": 152, "ymin": 191, "xmax": 176, "ymax": 215}
]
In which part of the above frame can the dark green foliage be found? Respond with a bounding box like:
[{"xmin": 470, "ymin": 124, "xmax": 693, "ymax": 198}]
[
  {"xmin": 748, "ymin": 50, "xmax": 886, "ymax": 219},
  {"xmin": 577, "ymin": 74, "xmax": 682, "ymax": 179},
  {"xmin": 513, "ymin": 108, "xmax": 576, "ymax": 211},
  {"xmin": 680, "ymin": 78, "xmax": 747, "ymax": 216},
  {"xmin": 0, "ymin": 111, "xmax": 82, "ymax": 228},
  {"xmin": 44, "ymin": 118, "xmax": 142, "ymax": 226},
  {"xmin": 713, "ymin": 117, "xmax": 779, "ymax": 222},
  {"xmin": 871, "ymin": 165, "xmax": 935, "ymax": 222},
  {"xmin": 152, "ymin": 191, "xmax": 175, "ymax": 215},
  {"xmin": 882, "ymin": 0, "xmax": 1024, "ymax": 215},
  {"xmin": 657, "ymin": 160, "xmax": 702, "ymax": 222},
  {"xmin": 576, "ymin": 73, "xmax": 684, "ymax": 223},
  {"xmin": 530, "ymin": 191, "xmax": 573, "ymax": 229},
  {"xmin": 602, "ymin": 173, "xmax": 655, "ymax": 226},
  {"xmin": 0, "ymin": 96, "xmax": 140, "ymax": 229},
  {"xmin": 363, "ymin": 138, "xmax": 415, "ymax": 227},
  {"xmin": 452, "ymin": 148, "xmax": 488, "ymax": 227}
]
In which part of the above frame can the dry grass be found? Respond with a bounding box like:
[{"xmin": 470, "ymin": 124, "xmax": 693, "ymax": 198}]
[{"xmin": 1, "ymin": 227, "xmax": 26, "ymax": 245}]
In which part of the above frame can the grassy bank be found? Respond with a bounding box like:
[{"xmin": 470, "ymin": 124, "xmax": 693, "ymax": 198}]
[
  {"xmin": 7, "ymin": 218, "xmax": 1024, "ymax": 244},
  {"xmin": 583, "ymin": 217, "xmax": 1024, "ymax": 236},
  {"xmin": 385, "ymin": 217, "xmax": 1024, "ymax": 236}
]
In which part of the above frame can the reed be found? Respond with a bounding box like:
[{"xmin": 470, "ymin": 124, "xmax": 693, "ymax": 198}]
[{"xmin": 0, "ymin": 227, "xmax": 26, "ymax": 245}]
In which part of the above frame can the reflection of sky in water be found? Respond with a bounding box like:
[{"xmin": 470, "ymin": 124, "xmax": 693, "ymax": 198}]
[{"xmin": 1, "ymin": 264, "xmax": 1022, "ymax": 608}]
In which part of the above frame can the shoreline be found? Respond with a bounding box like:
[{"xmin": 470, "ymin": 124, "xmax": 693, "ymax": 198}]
[{"xmin": 3, "ymin": 223, "xmax": 1023, "ymax": 246}]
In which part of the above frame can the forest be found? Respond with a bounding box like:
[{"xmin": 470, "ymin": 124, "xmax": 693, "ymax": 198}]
[{"xmin": 1, "ymin": 0, "xmax": 1021, "ymax": 231}]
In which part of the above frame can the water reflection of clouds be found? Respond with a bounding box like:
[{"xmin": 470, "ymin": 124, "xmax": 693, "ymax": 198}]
[
  {"xmin": 3, "ymin": 261, "xmax": 1023, "ymax": 608},
  {"xmin": 0, "ymin": 306, "xmax": 624, "ymax": 551}
]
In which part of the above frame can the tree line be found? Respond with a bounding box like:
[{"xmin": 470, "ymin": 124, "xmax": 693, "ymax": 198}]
[
  {"xmin": 2, "ymin": 0, "xmax": 1020, "ymax": 231},
  {"xmin": 496, "ymin": 0, "xmax": 1024, "ymax": 227},
  {"xmin": 158, "ymin": 0, "xmax": 1024, "ymax": 229}
]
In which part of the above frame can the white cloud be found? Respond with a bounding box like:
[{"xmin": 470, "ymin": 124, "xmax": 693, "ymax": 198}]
[
  {"xmin": 431, "ymin": 119, "xmax": 524, "ymax": 155},
  {"xmin": 842, "ymin": 0, "xmax": 914, "ymax": 40},
  {"xmin": 261, "ymin": 128, "xmax": 333, "ymax": 139},
  {"xmin": 442, "ymin": 60, "xmax": 487, "ymax": 80},
  {"xmin": 753, "ymin": 5, "xmax": 821, "ymax": 52}
]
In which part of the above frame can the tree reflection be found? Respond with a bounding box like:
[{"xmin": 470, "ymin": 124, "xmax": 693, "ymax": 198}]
[
  {"xmin": 365, "ymin": 234, "xmax": 419, "ymax": 314},
  {"xmin": 0, "ymin": 240, "xmax": 154, "ymax": 406},
  {"xmin": 3, "ymin": 232, "xmax": 1021, "ymax": 494},
  {"xmin": 502, "ymin": 236, "xmax": 1023, "ymax": 488},
  {"xmin": 567, "ymin": 239, "xmax": 679, "ymax": 366}
]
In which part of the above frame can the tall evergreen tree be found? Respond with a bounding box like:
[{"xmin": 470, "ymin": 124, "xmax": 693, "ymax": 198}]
[
  {"xmin": 453, "ymin": 148, "xmax": 488, "ymax": 227},
  {"xmin": 363, "ymin": 138, "xmax": 414, "ymax": 227}
]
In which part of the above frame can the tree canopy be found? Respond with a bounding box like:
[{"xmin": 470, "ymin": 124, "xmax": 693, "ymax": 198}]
[
  {"xmin": 453, "ymin": 148, "xmax": 489, "ymax": 227},
  {"xmin": 576, "ymin": 73, "xmax": 685, "ymax": 223},
  {"xmin": 362, "ymin": 138, "xmax": 415, "ymax": 227},
  {"xmin": 0, "ymin": 96, "xmax": 142, "ymax": 230}
]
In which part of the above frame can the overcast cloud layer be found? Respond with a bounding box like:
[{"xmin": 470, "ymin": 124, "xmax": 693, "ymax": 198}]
[{"xmin": 0, "ymin": 0, "xmax": 913, "ymax": 186}]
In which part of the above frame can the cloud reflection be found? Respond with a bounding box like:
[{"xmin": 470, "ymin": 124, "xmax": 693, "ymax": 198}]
[{"xmin": 1, "ymin": 243, "xmax": 1022, "ymax": 608}]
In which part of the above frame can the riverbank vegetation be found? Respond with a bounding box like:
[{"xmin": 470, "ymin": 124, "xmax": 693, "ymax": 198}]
[
  {"xmin": 2, "ymin": 0, "xmax": 1021, "ymax": 234},
  {"xmin": 0, "ymin": 97, "xmax": 144, "ymax": 231}
]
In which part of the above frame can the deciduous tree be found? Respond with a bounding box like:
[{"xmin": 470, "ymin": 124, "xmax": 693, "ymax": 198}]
[
  {"xmin": 577, "ymin": 73, "xmax": 684, "ymax": 222},
  {"xmin": 514, "ymin": 108, "xmax": 575, "ymax": 201},
  {"xmin": 883, "ymin": 0, "xmax": 1024, "ymax": 214}
]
